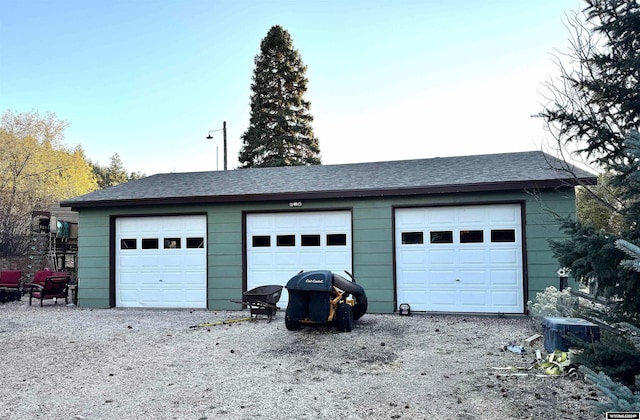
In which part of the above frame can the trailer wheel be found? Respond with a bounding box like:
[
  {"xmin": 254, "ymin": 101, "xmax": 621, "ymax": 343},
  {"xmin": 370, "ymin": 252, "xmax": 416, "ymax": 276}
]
[
  {"xmin": 285, "ymin": 309, "xmax": 302, "ymax": 331},
  {"xmin": 336, "ymin": 303, "xmax": 354, "ymax": 332}
]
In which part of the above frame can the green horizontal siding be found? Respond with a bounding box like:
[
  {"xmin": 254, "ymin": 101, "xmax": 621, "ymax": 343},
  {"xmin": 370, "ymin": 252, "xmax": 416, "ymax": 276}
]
[
  {"xmin": 365, "ymin": 287, "xmax": 395, "ymax": 302},
  {"xmin": 77, "ymin": 211, "xmax": 111, "ymax": 308},
  {"xmin": 210, "ymin": 287, "xmax": 243, "ymax": 300},
  {"xmin": 209, "ymin": 298, "xmax": 241, "ymax": 310},
  {"xmin": 76, "ymin": 245, "xmax": 108, "ymax": 258},
  {"xmin": 368, "ymin": 301, "xmax": 395, "ymax": 313},
  {"xmin": 209, "ymin": 276, "xmax": 241, "ymax": 290},
  {"xmin": 351, "ymin": 202, "xmax": 394, "ymax": 310},
  {"xmin": 523, "ymin": 188, "xmax": 575, "ymax": 302},
  {"xmin": 207, "ymin": 206, "xmax": 242, "ymax": 309}
]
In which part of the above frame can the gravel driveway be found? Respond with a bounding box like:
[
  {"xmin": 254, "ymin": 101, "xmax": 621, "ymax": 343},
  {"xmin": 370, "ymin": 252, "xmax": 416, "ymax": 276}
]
[{"xmin": 0, "ymin": 299, "xmax": 599, "ymax": 419}]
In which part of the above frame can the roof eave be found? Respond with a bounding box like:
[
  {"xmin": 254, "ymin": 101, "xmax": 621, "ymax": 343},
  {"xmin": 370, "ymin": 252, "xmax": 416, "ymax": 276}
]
[{"xmin": 62, "ymin": 177, "xmax": 596, "ymax": 210}]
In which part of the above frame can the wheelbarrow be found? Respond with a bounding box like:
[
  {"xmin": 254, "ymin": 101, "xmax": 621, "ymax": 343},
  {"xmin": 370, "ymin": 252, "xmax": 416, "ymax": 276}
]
[{"xmin": 231, "ymin": 285, "xmax": 283, "ymax": 322}]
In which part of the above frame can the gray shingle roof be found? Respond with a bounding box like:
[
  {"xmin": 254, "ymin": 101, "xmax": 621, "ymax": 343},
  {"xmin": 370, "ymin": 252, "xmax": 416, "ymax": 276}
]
[{"xmin": 62, "ymin": 151, "xmax": 597, "ymax": 208}]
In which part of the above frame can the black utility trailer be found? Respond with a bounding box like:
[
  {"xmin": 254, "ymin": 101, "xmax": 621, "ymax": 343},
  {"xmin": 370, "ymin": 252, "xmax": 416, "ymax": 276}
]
[{"xmin": 232, "ymin": 285, "xmax": 283, "ymax": 322}]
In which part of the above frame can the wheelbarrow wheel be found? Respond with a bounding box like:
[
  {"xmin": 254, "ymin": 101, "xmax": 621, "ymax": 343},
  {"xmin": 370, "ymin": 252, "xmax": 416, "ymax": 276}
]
[
  {"xmin": 336, "ymin": 303, "xmax": 353, "ymax": 332},
  {"xmin": 285, "ymin": 309, "xmax": 302, "ymax": 331}
]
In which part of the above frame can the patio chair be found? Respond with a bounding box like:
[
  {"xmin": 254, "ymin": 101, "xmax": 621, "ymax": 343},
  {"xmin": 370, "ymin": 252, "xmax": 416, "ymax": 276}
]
[
  {"xmin": 0, "ymin": 270, "xmax": 22, "ymax": 302},
  {"xmin": 32, "ymin": 269, "xmax": 54, "ymax": 286},
  {"xmin": 21, "ymin": 269, "xmax": 53, "ymax": 295},
  {"xmin": 29, "ymin": 275, "xmax": 70, "ymax": 307}
]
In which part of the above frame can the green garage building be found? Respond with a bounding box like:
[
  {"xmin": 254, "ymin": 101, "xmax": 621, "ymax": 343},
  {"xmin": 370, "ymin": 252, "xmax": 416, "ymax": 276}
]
[{"xmin": 62, "ymin": 151, "xmax": 595, "ymax": 314}]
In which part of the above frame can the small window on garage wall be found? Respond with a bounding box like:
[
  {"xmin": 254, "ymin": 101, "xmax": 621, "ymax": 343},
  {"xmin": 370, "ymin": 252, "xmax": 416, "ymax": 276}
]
[
  {"xmin": 402, "ymin": 231, "xmax": 424, "ymax": 245},
  {"xmin": 141, "ymin": 238, "xmax": 159, "ymax": 249},
  {"xmin": 121, "ymin": 239, "xmax": 137, "ymax": 249},
  {"xmin": 164, "ymin": 238, "xmax": 181, "ymax": 249},
  {"xmin": 252, "ymin": 235, "xmax": 271, "ymax": 247},
  {"xmin": 301, "ymin": 234, "xmax": 321, "ymax": 247},
  {"xmin": 491, "ymin": 229, "xmax": 516, "ymax": 243},
  {"xmin": 430, "ymin": 231, "xmax": 453, "ymax": 244},
  {"xmin": 327, "ymin": 234, "xmax": 347, "ymax": 246},
  {"xmin": 186, "ymin": 237, "xmax": 205, "ymax": 248},
  {"xmin": 460, "ymin": 230, "xmax": 484, "ymax": 243},
  {"xmin": 277, "ymin": 235, "xmax": 296, "ymax": 247}
]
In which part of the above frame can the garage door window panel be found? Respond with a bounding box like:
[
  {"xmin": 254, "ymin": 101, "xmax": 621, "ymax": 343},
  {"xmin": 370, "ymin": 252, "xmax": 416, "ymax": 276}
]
[
  {"xmin": 430, "ymin": 231, "xmax": 453, "ymax": 244},
  {"xmin": 252, "ymin": 235, "xmax": 271, "ymax": 247},
  {"xmin": 186, "ymin": 237, "xmax": 205, "ymax": 249},
  {"xmin": 141, "ymin": 238, "xmax": 159, "ymax": 249},
  {"xmin": 164, "ymin": 238, "xmax": 181, "ymax": 249},
  {"xmin": 301, "ymin": 234, "xmax": 321, "ymax": 247},
  {"xmin": 277, "ymin": 235, "xmax": 296, "ymax": 247},
  {"xmin": 460, "ymin": 230, "xmax": 483, "ymax": 243},
  {"xmin": 401, "ymin": 231, "xmax": 424, "ymax": 245},
  {"xmin": 326, "ymin": 234, "xmax": 347, "ymax": 246},
  {"xmin": 491, "ymin": 229, "xmax": 516, "ymax": 243},
  {"xmin": 120, "ymin": 239, "xmax": 137, "ymax": 249}
]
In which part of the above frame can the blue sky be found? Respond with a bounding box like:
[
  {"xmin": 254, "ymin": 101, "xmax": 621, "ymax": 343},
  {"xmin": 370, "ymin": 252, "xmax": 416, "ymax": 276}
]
[{"xmin": 0, "ymin": 0, "xmax": 581, "ymax": 175}]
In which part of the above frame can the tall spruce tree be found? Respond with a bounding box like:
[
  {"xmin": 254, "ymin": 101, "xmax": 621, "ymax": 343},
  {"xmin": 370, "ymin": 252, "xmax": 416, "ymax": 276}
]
[
  {"xmin": 542, "ymin": 0, "xmax": 640, "ymax": 169},
  {"xmin": 541, "ymin": 0, "xmax": 640, "ymax": 319},
  {"xmin": 239, "ymin": 25, "xmax": 321, "ymax": 168}
]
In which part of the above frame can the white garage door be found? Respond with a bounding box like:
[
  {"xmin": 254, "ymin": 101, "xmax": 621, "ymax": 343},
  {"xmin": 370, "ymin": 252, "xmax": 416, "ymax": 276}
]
[
  {"xmin": 246, "ymin": 211, "xmax": 352, "ymax": 308},
  {"xmin": 395, "ymin": 204, "xmax": 524, "ymax": 313},
  {"xmin": 115, "ymin": 215, "xmax": 207, "ymax": 308}
]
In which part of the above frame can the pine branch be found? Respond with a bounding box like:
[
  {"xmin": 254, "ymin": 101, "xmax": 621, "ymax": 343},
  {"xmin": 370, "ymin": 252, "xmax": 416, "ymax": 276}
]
[
  {"xmin": 615, "ymin": 239, "xmax": 640, "ymax": 272},
  {"xmin": 580, "ymin": 365, "xmax": 640, "ymax": 413}
]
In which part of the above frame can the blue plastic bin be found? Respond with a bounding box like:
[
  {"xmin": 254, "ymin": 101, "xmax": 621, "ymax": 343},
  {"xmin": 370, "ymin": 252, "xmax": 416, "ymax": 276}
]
[{"xmin": 542, "ymin": 317, "xmax": 600, "ymax": 352}]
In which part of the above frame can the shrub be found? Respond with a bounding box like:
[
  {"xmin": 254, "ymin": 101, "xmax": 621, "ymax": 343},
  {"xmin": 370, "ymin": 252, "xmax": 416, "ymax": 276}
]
[{"xmin": 527, "ymin": 286, "xmax": 577, "ymax": 329}]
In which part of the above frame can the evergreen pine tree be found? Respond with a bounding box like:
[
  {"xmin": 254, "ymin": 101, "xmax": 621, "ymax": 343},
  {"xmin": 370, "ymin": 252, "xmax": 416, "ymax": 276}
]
[
  {"xmin": 542, "ymin": 0, "xmax": 640, "ymax": 169},
  {"xmin": 572, "ymin": 237, "xmax": 640, "ymax": 410},
  {"xmin": 580, "ymin": 366, "xmax": 640, "ymax": 413},
  {"xmin": 617, "ymin": 238, "xmax": 640, "ymax": 273},
  {"xmin": 239, "ymin": 25, "xmax": 321, "ymax": 168},
  {"xmin": 575, "ymin": 172, "xmax": 625, "ymax": 234},
  {"xmin": 609, "ymin": 131, "xmax": 640, "ymax": 241},
  {"xmin": 542, "ymin": 0, "xmax": 640, "ymax": 319},
  {"xmin": 91, "ymin": 153, "xmax": 141, "ymax": 189},
  {"xmin": 106, "ymin": 153, "xmax": 129, "ymax": 187},
  {"xmin": 572, "ymin": 332, "xmax": 640, "ymax": 391}
]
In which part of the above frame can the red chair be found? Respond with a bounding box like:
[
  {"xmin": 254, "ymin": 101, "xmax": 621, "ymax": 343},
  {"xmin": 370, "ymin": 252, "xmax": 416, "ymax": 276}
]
[
  {"xmin": 23, "ymin": 269, "xmax": 53, "ymax": 296},
  {"xmin": 32, "ymin": 269, "xmax": 53, "ymax": 286},
  {"xmin": 29, "ymin": 275, "xmax": 70, "ymax": 307},
  {"xmin": 0, "ymin": 270, "xmax": 22, "ymax": 302}
]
